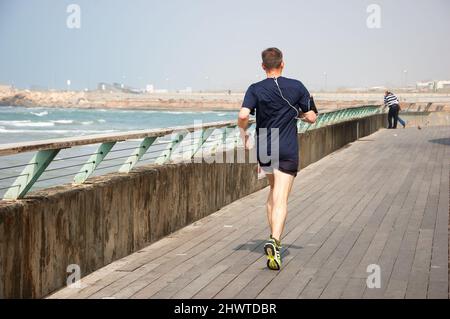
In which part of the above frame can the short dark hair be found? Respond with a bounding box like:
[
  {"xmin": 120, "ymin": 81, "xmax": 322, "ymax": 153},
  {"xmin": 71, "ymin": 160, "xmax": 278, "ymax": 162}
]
[{"xmin": 262, "ymin": 47, "xmax": 283, "ymax": 70}]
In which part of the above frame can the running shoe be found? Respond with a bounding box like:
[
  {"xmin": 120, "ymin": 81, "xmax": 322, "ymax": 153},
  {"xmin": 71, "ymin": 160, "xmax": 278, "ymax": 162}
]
[{"xmin": 264, "ymin": 236, "xmax": 281, "ymax": 270}]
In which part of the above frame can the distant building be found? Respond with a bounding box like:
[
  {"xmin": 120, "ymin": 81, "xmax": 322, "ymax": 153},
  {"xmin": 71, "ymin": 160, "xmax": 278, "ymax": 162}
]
[
  {"xmin": 145, "ymin": 84, "xmax": 167, "ymax": 93},
  {"xmin": 437, "ymin": 80, "xmax": 450, "ymax": 90},
  {"xmin": 416, "ymin": 81, "xmax": 434, "ymax": 91},
  {"xmin": 368, "ymin": 86, "xmax": 387, "ymax": 92},
  {"xmin": 98, "ymin": 82, "xmax": 120, "ymax": 92},
  {"xmin": 97, "ymin": 82, "xmax": 144, "ymax": 93},
  {"xmin": 416, "ymin": 80, "xmax": 450, "ymax": 92},
  {"xmin": 178, "ymin": 87, "xmax": 193, "ymax": 93}
]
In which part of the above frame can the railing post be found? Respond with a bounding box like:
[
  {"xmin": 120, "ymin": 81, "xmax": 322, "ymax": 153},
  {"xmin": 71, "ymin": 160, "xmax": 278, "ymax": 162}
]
[
  {"xmin": 324, "ymin": 113, "xmax": 333, "ymax": 126},
  {"xmin": 191, "ymin": 127, "xmax": 215, "ymax": 158},
  {"xmin": 335, "ymin": 110, "xmax": 342, "ymax": 123},
  {"xmin": 211, "ymin": 125, "xmax": 236, "ymax": 155},
  {"xmin": 316, "ymin": 113, "xmax": 323, "ymax": 128},
  {"xmin": 341, "ymin": 109, "xmax": 349, "ymax": 121},
  {"xmin": 155, "ymin": 131, "xmax": 188, "ymax": 164},
  {"xmin": 357, "ymin": 121, "xmax": 360, "ymax": 139},
  {"xmin": 349, "ymin": 109, "xmax": 355, "ymax": 119},
  {"xmin": 225, "ymin": 125, "xmax": 238, "ymax": 150},
  {"xmin": 73, "ymin": 142, "xmax": 116, "ymax": 184},
  {"xmin": 118, "ymin": 137, "xmax": 157, "ymax": 173},
  {"xmin": 236, "ymin": 123, "xmax": 253, "ymax": 147},
  {"xmin": 334, "ymin": 111, "xmax": 341, "ymax": 123},
  {"xmin": 298, "ymin": 119, "xmax": 309, "ymax": 132},
  {"xmin": 3, "ymin": 149, "xmax": 60, "ymax": 200},
  {"xmin": 357, "ymin": 108, "xmax": 362, "ymax": 118},
  {"xmin": 327, "ymin": 112, "xmax": 334, "ymax": 124},
  {"xmin": 358, "ymin": 108, "xmax": 364, "ymax": 118}
]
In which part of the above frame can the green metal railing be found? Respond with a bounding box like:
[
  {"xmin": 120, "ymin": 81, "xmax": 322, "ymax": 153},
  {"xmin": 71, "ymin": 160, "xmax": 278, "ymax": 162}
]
[{"xmin": 0, "ymin": 105, "xmax": 381, "ymax": 200}]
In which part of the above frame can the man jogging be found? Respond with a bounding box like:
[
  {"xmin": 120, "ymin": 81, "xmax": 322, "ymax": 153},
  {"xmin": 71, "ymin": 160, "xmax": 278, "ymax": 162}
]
[
  {"xmin": 384, "ymin": 90, "xmax": 400, "ymax": 129},
  {"xmin": 237, "ymin": 48, "xmax": 316, "ymax": 270}
]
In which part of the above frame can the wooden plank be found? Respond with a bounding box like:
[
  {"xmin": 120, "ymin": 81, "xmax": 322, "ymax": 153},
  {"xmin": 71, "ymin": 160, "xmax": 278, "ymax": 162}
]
[
  {"xmin": 427, "ymin": 135, "xmax": 449, "ymax": 299},
  {"xmin": 46, "ymin": 126, "xmax": 449, "ymax": 300},
  {"xmin": 113, "ymin": 196, "xmax": 273, "ymax": 298},
  {"xmin": 333, "ymin": 127, "xmax": 433, "ymax": 298},
  {"xmin": 181, "ymin": 145, "xmax": 372, "ymax": 298},
  {"xmin": 171, "ymin": 265, "xmax": 229, "ymax": 299},
  {"xmin": 302, "ymin": 153, "xmax": 394, "ymax": 298},
  {"xmin": 359, "ymin": 148, "xmax": 427, "ymax": 299},
  {"xmin": 205, "ymin": 162, "xmax": 365, "ymax": 298},
  {"xmin": 135, "ymin": 147, "xmax": 362, "ymax": 299},
  {"xmin": 377, "ymin": 127, "xmax": 441, "ymax": 299},
  {"xmin": 192, "ymin": 274, "xmax": 236, "ymax": 299},
  {"xmin": 88, "ymin": 263, "xmax": 161, "ymax": 299},
  {"xmin": 363, "ymin": 160, "xmax": 427, "ymax": 296},
  {"xmin": 407, "ymin": 134, "xmax": 446, "ymax": 298},
  {"xmin": 47, "ymin": 258, "xmax": 132, "ymax": 299},
  {"xmin": 231, "ymin": 159, "xmax": 374, "ymax": 299},
  {"xmin": 405, "ymin": 229, "xmax": 433, "ymax": 298}
]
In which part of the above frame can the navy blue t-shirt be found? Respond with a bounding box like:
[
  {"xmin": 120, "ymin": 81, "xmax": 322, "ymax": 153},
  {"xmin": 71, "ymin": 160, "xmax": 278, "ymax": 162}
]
[{"xmin": 242, "ymin": 76, "xmax": 310, "ymax": 165}]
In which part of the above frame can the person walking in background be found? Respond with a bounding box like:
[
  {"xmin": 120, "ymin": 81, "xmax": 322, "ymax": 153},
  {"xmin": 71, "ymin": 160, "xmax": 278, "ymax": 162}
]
[
  {"xmin": 384, "ymin": 91, "xmax": 400, "ymax": 129},
  {"xmin": 398, "ymin": 116, "xmax": 406, "ymax": 128},
  {"xmin": 397, "ymin": 103, "xmax": 406, "ymax": 128}
]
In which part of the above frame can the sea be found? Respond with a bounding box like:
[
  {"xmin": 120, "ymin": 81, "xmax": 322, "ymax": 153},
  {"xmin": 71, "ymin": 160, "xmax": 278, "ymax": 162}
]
[
  {"xmin": 0, "ymin": 106, "xmax": 237, "ymax": 196},
  {"xmin": 0, "ymin": 106, "xmax": 236, "ymax": 144}
]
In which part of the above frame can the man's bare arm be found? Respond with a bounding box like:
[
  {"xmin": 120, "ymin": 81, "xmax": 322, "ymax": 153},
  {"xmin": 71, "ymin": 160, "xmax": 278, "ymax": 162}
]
[{"xmin": 238, "ymin": 107, "xmax": 251, "ymax": 149}]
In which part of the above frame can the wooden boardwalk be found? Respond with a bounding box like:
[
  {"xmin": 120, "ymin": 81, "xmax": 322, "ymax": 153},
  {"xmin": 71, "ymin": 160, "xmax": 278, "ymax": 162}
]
[{"xmin": 49, "ymin": 126, "xmax": 449, "ymax": 299}]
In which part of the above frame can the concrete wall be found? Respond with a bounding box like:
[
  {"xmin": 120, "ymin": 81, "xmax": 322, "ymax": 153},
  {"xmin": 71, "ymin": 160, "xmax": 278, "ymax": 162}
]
[
  {"xmin": 299, "ymin": 114, "xmax": 386, "ymax": 168},
  {"xmin": 0, "ymin": 113, "xmax": 386, "ymax": 299}
]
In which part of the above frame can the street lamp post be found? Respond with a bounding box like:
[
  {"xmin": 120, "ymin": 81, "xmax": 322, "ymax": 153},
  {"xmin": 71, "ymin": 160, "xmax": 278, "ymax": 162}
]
[
  {"xmin": 205, "ymin": 76, "xmax": 210, "ymax": 92},
  {"xmin": 403, "ymin": 70, "xmax": 408, "ymax": 89}
]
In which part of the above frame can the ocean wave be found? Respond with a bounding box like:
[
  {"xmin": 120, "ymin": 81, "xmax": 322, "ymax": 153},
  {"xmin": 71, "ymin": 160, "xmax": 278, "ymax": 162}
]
[
  {"xmin": 0, "ymin": 128, "xmax": 117, "ymax": 134},
  {"xmin": 0, "ymin": 120, "xmax": 55, "ymax": 127},
  {"xmin": 0, "ymin": 128, "xmax": 63, "ymax": 133},
  {"xmin": 15, "ymin": 122, "xmax": 54, "ymax": 127},
  {"xmin": 141, "ymin": 110, "xmax": 158, "ymax": 114},
  {"xmin": 31, "ymin": 111, "xmax": 49, "ymax": 117},
  {"xmin": 163, "ymin": 111, "xmax": 192, "ymax": 115},
  {"xmin": 51, "ymin": 120, "xmax": 74, "ymax": 124},
  {"xmin": 81, "ymin": 121, "xmax": 94, "ymax": 125},
  {"xmin": 97, "ymin": 119, "xmax": 106, "ymax": 123},
  {"xmin": 77, "ymin": 129, "xmax": 116, "ymax": 134}
]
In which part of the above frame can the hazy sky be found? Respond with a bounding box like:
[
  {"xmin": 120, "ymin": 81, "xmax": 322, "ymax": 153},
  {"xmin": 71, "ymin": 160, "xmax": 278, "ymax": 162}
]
[{"xmin": 0, "ymin": 0, "xmax": 449, "ymax": 91}]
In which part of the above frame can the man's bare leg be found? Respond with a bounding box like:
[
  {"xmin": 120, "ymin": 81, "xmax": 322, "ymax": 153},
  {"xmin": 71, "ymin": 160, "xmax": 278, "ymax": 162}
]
[
  {"xmin": 270, "ymin": 169, "xmax": 295, "ymax": 242},
  {"xmin": 266, "ymin": 173, "xmax": 275, "ymax": 231}
]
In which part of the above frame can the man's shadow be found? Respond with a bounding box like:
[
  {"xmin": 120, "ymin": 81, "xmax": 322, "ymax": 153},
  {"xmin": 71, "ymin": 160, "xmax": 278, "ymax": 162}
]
[
  {"xmin": 233, "ymin": 239, "xmax": 303, "ymax": 257},
  {"xmin": 429, "ymin": 138, "xmax": 450, "ymax": 146}
]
